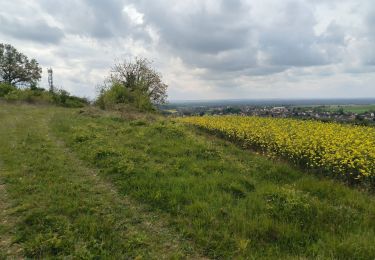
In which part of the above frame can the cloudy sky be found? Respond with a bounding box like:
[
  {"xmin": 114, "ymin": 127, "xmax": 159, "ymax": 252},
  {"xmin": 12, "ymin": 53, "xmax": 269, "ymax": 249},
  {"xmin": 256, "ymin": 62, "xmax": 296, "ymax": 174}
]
[{"xmin": 1, "ymin": 0, "xmax": 375, "ymax": 100}]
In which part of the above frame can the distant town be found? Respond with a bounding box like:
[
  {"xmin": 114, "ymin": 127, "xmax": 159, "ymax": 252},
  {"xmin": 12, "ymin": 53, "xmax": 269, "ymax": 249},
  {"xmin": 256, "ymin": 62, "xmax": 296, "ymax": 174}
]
[{"xmin": 162, "ymin": 101, "xmax": 375, "ymax": 126}]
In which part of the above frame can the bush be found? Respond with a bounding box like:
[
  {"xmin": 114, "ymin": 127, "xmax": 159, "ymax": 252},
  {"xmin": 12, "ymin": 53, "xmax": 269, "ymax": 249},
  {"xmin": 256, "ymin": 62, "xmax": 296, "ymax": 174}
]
[
  {"xmin": 0, "ymin": 83, "xmax": 16, "ymax": 97},
  {"xmin": 3, "ymin": 88, "xmax": 53, "ymax": 104},
  {"xmin": 0, "ymin": 85, "xmax": 88, "ymax": 108},
  {"xmin": 52, "ymin": 89, "xmax": 89, "ymax": 108},
  {"xmin": 96, "ymin": 57, "xmax": 167, "ymax": 112},
  {"xmin": 96, "ymin": 83, "xmax": 154, "ymax": 111}
]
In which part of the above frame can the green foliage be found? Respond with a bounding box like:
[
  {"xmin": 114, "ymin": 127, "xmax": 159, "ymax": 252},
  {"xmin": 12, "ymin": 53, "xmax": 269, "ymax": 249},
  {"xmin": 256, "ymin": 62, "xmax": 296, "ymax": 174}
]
[
  {"xmin": 3, "ymin": 88, "xmax": 53, "ymax": 104},
  {"xmin": 0, "ymin": 86, "xmax": 88, "ymax": 107},
  {"xmin": 96, "ymin": 82, "xmax": 130, "ymax": 109},
  {"xmin": 52, "ymin": 89, "xmax": 88, "ymax": 108},
  {"xmin": 0, "ymin": 43, "xmax": 42, "ymax": 86},
  {"xmin": 96, "ymin": 82, "xmax": 154, "ymax": 111},
  {"xmin": 96, "ymin": 57, "xmax": 167, "ymax": 112},
  {"xmin": 0, "ymin": 82, "xmax": 16, "ymax": 97}
]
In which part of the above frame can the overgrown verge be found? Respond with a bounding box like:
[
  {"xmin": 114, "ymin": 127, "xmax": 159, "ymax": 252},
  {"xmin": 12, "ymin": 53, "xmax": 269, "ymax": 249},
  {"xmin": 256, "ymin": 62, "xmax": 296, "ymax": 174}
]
[{"xmin": 0, "ymin": 83, "xmax": 88, "ymax": 107}]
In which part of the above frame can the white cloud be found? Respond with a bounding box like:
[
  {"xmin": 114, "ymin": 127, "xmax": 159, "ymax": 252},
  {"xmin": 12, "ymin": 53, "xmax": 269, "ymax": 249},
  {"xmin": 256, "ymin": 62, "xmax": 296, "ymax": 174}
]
[{"xmin": 123, "ymin": 5, "xmax": 144, "ymax": 25}]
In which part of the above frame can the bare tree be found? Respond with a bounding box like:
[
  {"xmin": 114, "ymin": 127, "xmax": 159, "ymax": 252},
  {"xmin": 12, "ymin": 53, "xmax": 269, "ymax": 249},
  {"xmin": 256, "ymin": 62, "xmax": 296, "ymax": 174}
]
[
  {"xmin": 0, "ymin": 43, "xmax": 42, "ymax": 87},
  {"xmin": 109, "ymin": 57, "xmax": 168, "ymax": 105}
]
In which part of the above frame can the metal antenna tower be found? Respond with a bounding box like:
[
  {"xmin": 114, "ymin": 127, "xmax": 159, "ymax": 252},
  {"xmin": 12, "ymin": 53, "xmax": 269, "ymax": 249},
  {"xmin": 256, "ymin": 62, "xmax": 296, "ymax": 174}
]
[{"xmin": 48, "ymin": 68, "xmax": 54, "ymax": 92}]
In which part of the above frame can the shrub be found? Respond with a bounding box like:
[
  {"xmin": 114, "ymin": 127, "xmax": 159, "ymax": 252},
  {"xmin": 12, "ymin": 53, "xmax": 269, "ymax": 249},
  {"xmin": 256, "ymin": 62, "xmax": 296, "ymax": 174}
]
[
  {"xmin": 96, "ymin": 57, "xmax": 167, "ymax": 112},
  {"xmin": 52, "ymin": 89, "xmax": 88, "ymax": 108},
  {"xmin": 1, "ymin": 85, "xmax": 88, "ymax": 108},
  {"xmin": 0, "ymin": 83, "xmax": 16, "ymax": 97},
  {"xmin": 3, "ymin": 88, "xmax": 52, "ymax": 104},
  {"xmin": 96, "ymin": 82, "xmax": 154, "ymax": 111}
]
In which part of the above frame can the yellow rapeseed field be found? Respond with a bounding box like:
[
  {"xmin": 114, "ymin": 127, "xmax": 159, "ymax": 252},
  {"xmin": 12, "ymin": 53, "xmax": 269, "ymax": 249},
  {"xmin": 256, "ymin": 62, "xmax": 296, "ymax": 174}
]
[{"xmin": 179, "ymin": 116, "xmax": 375, "ymax": 183}]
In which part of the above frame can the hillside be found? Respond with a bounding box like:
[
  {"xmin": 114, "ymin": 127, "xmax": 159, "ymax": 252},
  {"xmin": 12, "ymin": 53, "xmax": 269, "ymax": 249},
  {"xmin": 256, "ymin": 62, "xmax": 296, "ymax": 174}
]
[{"xmin": 0, "ymin": 104, "xmax": 374, "ymax": 259}]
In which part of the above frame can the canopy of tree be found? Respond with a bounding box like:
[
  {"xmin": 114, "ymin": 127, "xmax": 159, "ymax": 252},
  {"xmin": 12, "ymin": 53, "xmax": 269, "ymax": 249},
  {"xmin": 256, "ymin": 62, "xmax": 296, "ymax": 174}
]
[{"xmin": 0, "ymin": 43, "xmax": 42, "ymax": 87}]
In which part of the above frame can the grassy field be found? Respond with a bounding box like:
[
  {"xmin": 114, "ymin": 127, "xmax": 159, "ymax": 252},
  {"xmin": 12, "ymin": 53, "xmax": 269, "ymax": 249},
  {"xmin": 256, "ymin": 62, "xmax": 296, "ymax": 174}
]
[
  {"xmin": 0, "ymin": 105, "xmax": 202, "ymax": 259},
  {"xmin": 1, "ymin": 104, "xmax": 375, "ymax": 259},
  {"xmin": 295, "ymin": 104, "xmax": 375, "ymax": 114},
  {"xmin": 325, "ymin": 104, "xmax": 375, "ymax": 114}
]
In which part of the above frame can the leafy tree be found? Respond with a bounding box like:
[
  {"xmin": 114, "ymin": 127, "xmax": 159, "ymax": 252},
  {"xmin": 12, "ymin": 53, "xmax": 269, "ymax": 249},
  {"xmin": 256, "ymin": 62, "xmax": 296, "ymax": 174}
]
[
  {"xmin": 337, "ymin": 107, "xmax": 345, "ymax": 115},
  {"xmin": 104, "ymin": 57, "xmax": 168, "ymax": 107},
  {"xmin": 0, "ymin": 43, "xmax": 42, "ymax": 87}
]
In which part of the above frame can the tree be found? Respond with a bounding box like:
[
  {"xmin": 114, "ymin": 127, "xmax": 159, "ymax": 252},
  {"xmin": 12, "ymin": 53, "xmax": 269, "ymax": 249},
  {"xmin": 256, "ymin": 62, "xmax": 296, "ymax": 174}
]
[
  {"xmin": 109, "ymin": 57, "xmax": 168, "ymax": 105},
  {"xmin": 0, "ymin": 43, "xmax": 42, "ymax": 87}
]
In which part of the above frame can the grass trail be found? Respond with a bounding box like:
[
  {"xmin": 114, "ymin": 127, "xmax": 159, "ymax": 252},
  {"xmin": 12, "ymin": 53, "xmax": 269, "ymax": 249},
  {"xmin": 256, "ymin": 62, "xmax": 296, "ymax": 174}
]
[
  {"xmin": 0, "ymin": 104, "xmax": 204, "ymax": 258},
  {"xmin": 0, "ymin": 183, "xmax": 22, "ymax": 259}
]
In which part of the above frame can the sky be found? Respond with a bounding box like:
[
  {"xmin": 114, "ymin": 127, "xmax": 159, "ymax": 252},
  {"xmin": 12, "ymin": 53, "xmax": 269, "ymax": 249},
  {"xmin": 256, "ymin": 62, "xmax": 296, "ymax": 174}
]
[{"xmin": 1, "ymin": 0, "xmax": 375, "ymax": 101}]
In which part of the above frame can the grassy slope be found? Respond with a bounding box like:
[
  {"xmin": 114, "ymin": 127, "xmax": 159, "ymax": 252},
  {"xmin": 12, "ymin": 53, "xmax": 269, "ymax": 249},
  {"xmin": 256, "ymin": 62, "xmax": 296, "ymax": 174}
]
[
  {"xmin": 0, "ymin": 104, "xmax": 203, "ymax": 259},
  {"xmin": 1, "ymin": 104, "xmax": 375, "ymax": 259}
]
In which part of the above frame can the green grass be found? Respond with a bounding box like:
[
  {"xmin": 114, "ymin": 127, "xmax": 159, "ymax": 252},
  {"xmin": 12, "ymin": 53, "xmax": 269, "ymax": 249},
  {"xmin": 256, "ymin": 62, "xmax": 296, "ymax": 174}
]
[
  {"xmin": 0, "ymin": 104, "xmax": 202, "ymax": 259},
  {"xmin": 296, "ymin": 104, "xmax": 375, "ymax": 114},
  {"xmin": 1, "ymin": 104, "xmax": 375, "ymax": 259}
]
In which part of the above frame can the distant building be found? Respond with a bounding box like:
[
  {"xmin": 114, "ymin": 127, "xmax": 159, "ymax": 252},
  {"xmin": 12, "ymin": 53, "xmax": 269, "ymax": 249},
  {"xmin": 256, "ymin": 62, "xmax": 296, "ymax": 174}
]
[{"xmin": 271, "ymin": 107, "xmax": 288, "ymax": 113}]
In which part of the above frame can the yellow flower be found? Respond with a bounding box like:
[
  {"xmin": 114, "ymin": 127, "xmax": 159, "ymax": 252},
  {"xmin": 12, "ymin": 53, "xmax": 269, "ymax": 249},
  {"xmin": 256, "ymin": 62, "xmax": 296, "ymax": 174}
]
[{"xmin": 178, "ymin": 115, "xmax": 375, "ymax": 181}]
